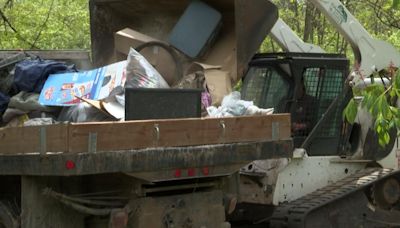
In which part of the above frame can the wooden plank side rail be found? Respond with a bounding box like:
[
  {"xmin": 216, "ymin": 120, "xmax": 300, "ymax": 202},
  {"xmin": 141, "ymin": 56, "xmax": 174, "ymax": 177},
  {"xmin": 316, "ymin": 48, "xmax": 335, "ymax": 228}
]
[
  {"xmin": 0, "ymin": 114, "xmax": 290, "ymax": 154},
  {"xmin": 0, "ymin": 124, "xmax": 68, "ymax": 154}
]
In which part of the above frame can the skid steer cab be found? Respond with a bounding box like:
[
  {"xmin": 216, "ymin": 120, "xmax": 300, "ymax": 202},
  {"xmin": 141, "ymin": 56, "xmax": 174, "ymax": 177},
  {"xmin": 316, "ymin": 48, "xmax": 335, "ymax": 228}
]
[{"xmin": 242, "ymin": 52, "xmax": 350, "ymax": 156}]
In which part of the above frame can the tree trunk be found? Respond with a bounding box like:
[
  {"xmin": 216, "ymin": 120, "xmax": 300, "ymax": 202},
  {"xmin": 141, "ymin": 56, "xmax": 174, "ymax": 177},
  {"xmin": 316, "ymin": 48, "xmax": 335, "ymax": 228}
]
[{"xmin": 303, "ymin": 2, "xmax": 314, "ymax": 43}]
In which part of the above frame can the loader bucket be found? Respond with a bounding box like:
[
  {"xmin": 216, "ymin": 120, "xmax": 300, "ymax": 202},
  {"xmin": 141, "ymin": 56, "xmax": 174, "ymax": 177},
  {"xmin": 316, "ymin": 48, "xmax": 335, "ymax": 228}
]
[{"xmin": 89, "ymin": 0, "xmax": 278, "ymax": 82}]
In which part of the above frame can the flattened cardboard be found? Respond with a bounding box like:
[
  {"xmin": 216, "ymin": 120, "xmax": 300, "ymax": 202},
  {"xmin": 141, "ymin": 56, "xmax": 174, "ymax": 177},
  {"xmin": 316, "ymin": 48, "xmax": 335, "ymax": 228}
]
[
  {"xmin": 204, "ymin": 69, "xmax": 232, "ymax": 106},
  {"xmin": 114, "ymin": 28, "xmax": 158, "ymax": 55},
  {"xmin": 78, "ymin": 97, "xmax": 122, "ymax": 120}
]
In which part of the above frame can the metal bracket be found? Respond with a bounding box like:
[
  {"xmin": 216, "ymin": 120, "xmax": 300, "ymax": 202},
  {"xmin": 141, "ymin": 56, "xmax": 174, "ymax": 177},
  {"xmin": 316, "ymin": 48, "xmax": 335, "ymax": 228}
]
[
  {"xmin": 272, "ymin": 122, "xmax": 280, "ymax": 140},
  {"xmin": 153, "ymin": 124, "xmax": 160, "ymax": 146},
  {"xmin": 39, "ymin": 126, "xmax": 47, "ymax": 155},
  {"xmin": 219, "ymin": 120, "xmax": 226, "ymax": 141},
  {"xmin": 88, "ymin": 133, "xmax": 97, "ymax": 153}
]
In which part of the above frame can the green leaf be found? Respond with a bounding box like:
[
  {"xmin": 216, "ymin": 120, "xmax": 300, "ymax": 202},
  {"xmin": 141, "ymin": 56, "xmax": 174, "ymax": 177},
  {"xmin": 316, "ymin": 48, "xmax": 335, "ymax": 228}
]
[
  {"xmin": 389, "ymin": 120, "xmax": 396, "ymax": 129},
  {"xmin": 361, "ymin": 93, "xmax": 371, "ymax": 108},
  {"xmin": 395, "ymin": 71, "xmax": 400, "ymax": 89},
  {"xmin": 376, "ymin": 124, "xmax": 383, "ymax": 134},
  {"xmin": 379, "ymin": 137, "xmax": 385, "ymax": 147},
  {"xmin": 384, "ymin": 132, "xmax": 391, "ymax": 144},
  {"xmin": 379, "ymin": 95, "xmax": 391, "ymax": 119},
  {"xmin": 390, "ymin": 88, "xmax": 397, "ymax": 98},
  {"xmin": 374, "ymin": 114, "xmax": 385, "ymax": 130},
  {"xmin": 365, "ymin": 83, "xmax": 384, "ymax": 94},
  {"xmin": 378, "ymin": 129, "xmax": 387, "ymax": 147},
  {"xmin": 343, "ymin": 98, "xmax": 358, "ymax": 123}
]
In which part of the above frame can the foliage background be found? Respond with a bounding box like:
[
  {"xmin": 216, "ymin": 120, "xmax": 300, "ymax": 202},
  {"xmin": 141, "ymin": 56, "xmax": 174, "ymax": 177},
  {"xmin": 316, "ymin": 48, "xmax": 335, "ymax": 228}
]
[
  {"xmin": 0, "ymin": 0, "xmax": 90, "ymax": 50},
  {"xmin": 0, "ymin": 0, "xmax": 399, "ymax": 57},
  {"xmin": 261, "ymin": 0, "xmax": 400, "ymax": 63}
]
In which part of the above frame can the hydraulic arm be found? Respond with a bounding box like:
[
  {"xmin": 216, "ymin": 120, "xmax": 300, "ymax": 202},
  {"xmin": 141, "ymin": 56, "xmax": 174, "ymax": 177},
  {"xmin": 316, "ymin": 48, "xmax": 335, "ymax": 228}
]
[
  {"xmin": 270, "ymin": 18, "xmax": 325, "ymax": 53},
  {"xmin": 309, "ymin": 0, "xmax": 400, "ymax": 85}
]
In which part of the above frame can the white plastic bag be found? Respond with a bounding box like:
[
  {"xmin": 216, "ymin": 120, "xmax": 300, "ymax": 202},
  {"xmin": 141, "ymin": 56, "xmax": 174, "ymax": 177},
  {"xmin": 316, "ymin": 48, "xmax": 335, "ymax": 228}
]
[{"xmin": 207, "ymin": 91, "xmax": 274, "ymax": 117}]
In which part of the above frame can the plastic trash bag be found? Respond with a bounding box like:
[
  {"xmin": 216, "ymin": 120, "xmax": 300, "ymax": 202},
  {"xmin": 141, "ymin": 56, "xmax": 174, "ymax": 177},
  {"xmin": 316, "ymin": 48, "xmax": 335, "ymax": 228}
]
[
  {"xmin": 201, "ymin": 92, "xmax": 212, "ymax": 109},
  {"xmin": 57, "ymin": 103, "xmax": 113, "ymax": 123},
  {"xmin": 102, "ymin": 86, "xmax": 125, "ymax": 120},
  {"xmin": 8, "ymin": 91, "xmax": 55, "ymax": 112},
  {"xmin": 24, "ymin": 118, "xmax": 55, "ymax": 126},
  {"xmin": 207, "ymin": 91, "xmax": 274, "ymax": 117},
  {"xmin": 125, "ymin": 48, "xmax": 169, "ymax": 89}
]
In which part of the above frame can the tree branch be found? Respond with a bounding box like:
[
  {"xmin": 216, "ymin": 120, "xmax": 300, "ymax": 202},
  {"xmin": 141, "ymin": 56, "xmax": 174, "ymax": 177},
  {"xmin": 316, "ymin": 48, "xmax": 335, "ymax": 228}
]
[
  {"xmin": 0, "ymin": 8, "xmax": 39, "ymax": 49},
  {"xmin": 4, "ymin": 0, "xmax": 12, "ymax": 8},
  {"xmin": 31, "ymin": 0, "xmax": 54, "ymax": 49},
  {"xmin": 364, "ymin": 0, "xmax": 400, "ymax": 29}
]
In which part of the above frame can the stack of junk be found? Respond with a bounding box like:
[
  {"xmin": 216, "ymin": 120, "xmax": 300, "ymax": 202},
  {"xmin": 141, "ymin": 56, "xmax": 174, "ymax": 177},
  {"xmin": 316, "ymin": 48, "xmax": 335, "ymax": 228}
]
[{"xmin": 0, "ymin": 0, "xmax": 274, "ymax": 128}]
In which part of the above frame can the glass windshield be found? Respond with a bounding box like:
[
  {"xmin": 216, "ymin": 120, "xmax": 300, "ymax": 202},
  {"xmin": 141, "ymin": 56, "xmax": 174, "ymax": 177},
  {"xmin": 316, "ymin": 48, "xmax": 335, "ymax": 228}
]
[
  {"xmin": 242, "ymin": 66, "xmax": 290, "ymax": 113},
  {"xmin": 302, "ymin": 67, "xmax": 345, "ymax": 137}
]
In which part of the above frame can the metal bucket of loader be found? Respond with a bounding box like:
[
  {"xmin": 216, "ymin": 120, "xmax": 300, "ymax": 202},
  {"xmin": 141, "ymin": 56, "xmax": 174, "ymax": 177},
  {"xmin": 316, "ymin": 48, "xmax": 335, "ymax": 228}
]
[{"xmin": 89, "ymin": 0, "xmax": 278, "ymax": 83}]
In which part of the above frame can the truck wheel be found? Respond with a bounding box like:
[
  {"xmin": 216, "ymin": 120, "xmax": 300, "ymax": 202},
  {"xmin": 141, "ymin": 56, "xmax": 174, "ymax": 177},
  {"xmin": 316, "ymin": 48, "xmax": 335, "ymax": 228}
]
[{"xmin": 0, "ymin": 202, "xmax": 19, "ymax": 228}]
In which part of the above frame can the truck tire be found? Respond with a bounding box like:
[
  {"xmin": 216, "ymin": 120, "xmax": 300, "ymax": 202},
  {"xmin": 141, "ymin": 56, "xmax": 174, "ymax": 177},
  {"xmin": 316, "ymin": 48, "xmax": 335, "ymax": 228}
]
[{"xmin": 0, "ymin": 202, "xmax": 19, "ymax": 228}]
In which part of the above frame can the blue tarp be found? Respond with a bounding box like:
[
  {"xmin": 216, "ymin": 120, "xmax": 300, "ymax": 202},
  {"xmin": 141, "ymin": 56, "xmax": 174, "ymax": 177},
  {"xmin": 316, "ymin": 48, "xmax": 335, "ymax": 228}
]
[
  {"xmin": 13, "ymin": 59, "xmax": 76, "ymax": 93},
  {"xmin": 0, "ymin": 92, "xmax": 10, "ymax": 114}
]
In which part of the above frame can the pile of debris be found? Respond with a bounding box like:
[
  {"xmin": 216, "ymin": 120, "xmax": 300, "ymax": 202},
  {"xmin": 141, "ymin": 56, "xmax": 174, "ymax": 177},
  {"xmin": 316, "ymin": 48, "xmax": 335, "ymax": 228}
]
[{"xmin": 0, "ymin": 0, "xmax": 273, "ymax": 128}]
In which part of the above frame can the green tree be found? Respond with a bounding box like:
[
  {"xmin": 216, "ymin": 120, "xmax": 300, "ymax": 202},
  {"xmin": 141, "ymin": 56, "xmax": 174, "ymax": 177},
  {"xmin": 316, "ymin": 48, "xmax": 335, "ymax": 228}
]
[
  {"xmin": 393, "ymin": 0, "xmax": 400, "ymax": 9},
  {"xmin": 0, "ymin": 0, "xmax": 90, "ymax": 50},
  {"xmin": 262, "ymin": 0, "xmax": 400, "ymax": 56}
]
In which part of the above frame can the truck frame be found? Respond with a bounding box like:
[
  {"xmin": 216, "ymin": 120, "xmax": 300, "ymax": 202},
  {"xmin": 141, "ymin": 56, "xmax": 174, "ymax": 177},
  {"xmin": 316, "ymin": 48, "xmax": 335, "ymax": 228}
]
[{"xmin": 0, "ymin": 114, "xmax": 292, "ymax": 227}]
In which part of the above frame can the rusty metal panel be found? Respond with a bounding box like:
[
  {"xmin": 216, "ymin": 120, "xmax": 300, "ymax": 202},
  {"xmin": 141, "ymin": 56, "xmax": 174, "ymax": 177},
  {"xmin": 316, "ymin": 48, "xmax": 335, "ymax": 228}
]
[
  {"xmin": 128, "ymin": 191, "xmax": 226, "ymax": 227},
  {"xmin": 235, "ymin": 0, "xmax": 278, "ymax": 78}
]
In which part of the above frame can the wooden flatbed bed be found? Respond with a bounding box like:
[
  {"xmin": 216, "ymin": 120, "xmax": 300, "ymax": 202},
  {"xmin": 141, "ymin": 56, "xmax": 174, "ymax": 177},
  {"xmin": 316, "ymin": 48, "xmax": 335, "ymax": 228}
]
[{"xmin": 0, "ymin": 115, "xmax": 292, "ymax": 179}]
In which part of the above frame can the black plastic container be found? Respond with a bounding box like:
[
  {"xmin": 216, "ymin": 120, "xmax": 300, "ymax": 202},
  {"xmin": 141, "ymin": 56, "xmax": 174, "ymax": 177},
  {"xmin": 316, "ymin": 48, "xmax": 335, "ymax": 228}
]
[{"xmin": 125, "ymin": 88, "xmax": 202, "ymax": 120}]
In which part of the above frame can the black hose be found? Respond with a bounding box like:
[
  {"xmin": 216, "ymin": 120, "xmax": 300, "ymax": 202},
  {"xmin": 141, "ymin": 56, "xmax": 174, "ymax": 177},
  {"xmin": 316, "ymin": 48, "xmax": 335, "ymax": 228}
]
[
  {"xmin": 43, "ymin": 188, "xmax": 123, "ymax": 216},
  {"xmin": 135, "ymin": 41, "xmax": 184, "ymax": 83}
]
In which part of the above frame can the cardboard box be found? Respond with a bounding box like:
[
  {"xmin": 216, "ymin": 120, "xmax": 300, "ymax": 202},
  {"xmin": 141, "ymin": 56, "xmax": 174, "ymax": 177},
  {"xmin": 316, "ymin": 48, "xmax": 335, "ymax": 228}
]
[
  {"xmin": 186, "ymin": 63, "xmax": 232, "ymax": 105},
  {"xmin": 114, "ymin": 28, "xmax": 157, "ymax": 55}
]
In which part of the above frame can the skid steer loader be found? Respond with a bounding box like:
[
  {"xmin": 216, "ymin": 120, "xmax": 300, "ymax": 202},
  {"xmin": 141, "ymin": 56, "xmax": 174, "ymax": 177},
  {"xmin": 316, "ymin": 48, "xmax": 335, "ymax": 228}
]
[{"xmin": 237, "ymin": 1, "xmax": 400, "ymax": 227}]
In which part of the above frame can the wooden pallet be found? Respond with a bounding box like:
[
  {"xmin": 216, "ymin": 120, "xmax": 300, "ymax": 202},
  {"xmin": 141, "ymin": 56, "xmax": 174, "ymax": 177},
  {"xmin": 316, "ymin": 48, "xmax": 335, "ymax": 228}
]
[{"xmin": 0, "ymin": 114, "xmax": 290, "ymax": 154}]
